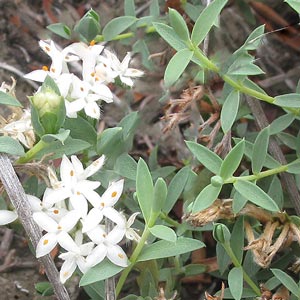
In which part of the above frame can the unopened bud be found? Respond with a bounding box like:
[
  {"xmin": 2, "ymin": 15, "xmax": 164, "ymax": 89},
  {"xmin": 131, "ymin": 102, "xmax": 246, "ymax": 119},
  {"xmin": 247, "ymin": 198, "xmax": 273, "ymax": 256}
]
[{"xmin": 213, "ymin": 223, "xmax": 231, "ymax": 243}]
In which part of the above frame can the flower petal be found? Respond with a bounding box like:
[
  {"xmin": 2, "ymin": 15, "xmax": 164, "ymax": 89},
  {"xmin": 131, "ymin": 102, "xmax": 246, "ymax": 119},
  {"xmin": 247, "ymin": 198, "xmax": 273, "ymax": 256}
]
[
  {"xmin": 81, "ymin": 208, "xmax": 103, "ymax": 233},
  {"xmin": 103, "ymin": 207, "xmax": 126, "ymax": 227},
  {"xmin": 59, "ymin": 258, "xmax": 77, "ymax": 284},
  {"xmin": 33, "ymin": 212, "xmax": 58, "ymax": 232},
  {"xmin": 82, "ymin": 155, "xmax": 105, "ymax": 178},
  {"xmin": 59, "ymin": 210, "xmax": 81, "ymax": 232},
  {"xmin": 36, "ymin": 232, "xmax": 57, "ymax": 258},
  {"xmin": 57, "ymin": 232, "xmax": 79, "ymax": 253},
  {"xmin": 107, "ymin": 225, "xmax": 126, "ymax": 244},
  {"xmin": 0, "ymin": 210, "xmax": 18, "ymax": 225},
  {"xmin": 86, "ymin": 226, "xmax": 106, "ymax": 244},
  {"xmin": 86, "ymin": 244, "xmax": 107, "ymax": 268},
  {"xmin": 106, "ymin": 245, "xmax": 128, "ymax": 267},
  {"xmin": 101, "ymin": 179, "xmax": 124, "ymax": 207}
]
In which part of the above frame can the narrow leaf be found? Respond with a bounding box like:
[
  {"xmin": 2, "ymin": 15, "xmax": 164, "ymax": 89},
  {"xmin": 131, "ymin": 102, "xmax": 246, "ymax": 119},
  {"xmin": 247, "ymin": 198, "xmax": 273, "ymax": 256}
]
[
  {"xmin": 228, "ymin": 267, "xmax": 243, "ymax": 300},
  {"xmin": 220, "ymin": 139, "xmax": 245, "ymax": 179},
  {"xmin": 0, "ymin": 91, "xmax": 21, "ymax": 107},
  {"xmin": 169, "ymin": 8, "xmax": 190, "ymax": 41},
  {"xmin": 234, "ymin": 180, "xmax": 279, "ymax": 212},
  {"xmin": 153, "ymin": 178, "xmax": 168, "ymax": 213},
  {"xmin": 136, "ymin": 158, "xmax": 154, "ymax": 222},
  {"xmin": 271, "ymin": 269, "xmax": 300, "ymax": 298},
  {"xmin": 0, "ymin": 136, "xmax": 25, "ymax": 156},
  {"xmin": 191, "ymin": 0, "xmax": 227, "ymax": 46},
  {"xmin": 274, "ymin": 93, "xmax": 300, "ymax": 108},
  {"xmin": 231, "ymin": 216, "xmax": 244, "ymax": 264},
  {"xmin": 80, "ymin": 259, "xmax": 123, "ymax": 286},
  {"xmin": 164, "ymin": 166, "xmax": 190, "ymax": 213},
  {"xmin": 164, "ymin": 49, "xmax": 193, "ymax": 87},
  {"xmin": 186, "ymin": 141, "xmax": 222, "ymax": 174},
  {"xmin": 192, "ymin": 184, "xmax": 222, "ymax": 212},
  {"xmin": 137, "ymin": 237, "xmax": 205, "ymax": 261},
  {"xmin": 124, "ymin": 0, "xmax": 136, "ymax": 16},
  {"xmin": 103, "ymin": 16, "xmax": 137, "ymax": 41},
  {"xmin": 221, "ymin": 89, "xmax": 240, "ymax": 133},
  {"xmin": 149, "ymin": 225, "xmax": 177, "ymax": 242},
  {"xmin": 252, "ymin": 126, "xmax": 270, "ymax": 174},
  {"xmin": 153, "ymin": 22, "xmax": 186, "ymax": 51},
  {"xmin": 269, "ymin": 113, "xmax": 295, "ymax": 135}
]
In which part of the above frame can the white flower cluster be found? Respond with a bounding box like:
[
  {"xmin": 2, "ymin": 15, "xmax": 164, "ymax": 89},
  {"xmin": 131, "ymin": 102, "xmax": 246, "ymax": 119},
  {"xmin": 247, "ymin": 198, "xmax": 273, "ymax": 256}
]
[
  {"xmin": 24, "ymin": 40, "xmax": 144, "ymax": 119},
  {"xmin": 27, "ymin": 154, "xmax": 139, "ymax": 283}
]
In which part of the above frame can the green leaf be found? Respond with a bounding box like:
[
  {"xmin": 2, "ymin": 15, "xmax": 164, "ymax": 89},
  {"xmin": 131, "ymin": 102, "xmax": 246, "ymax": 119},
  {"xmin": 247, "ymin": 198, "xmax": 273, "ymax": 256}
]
[
  {"xmin": 192, "ymin": 184, "xmax": 222, "ymax": 212},
  {"xmin": 231, "ymin": 216, "xmax": 244, "ymax": 264},
  {"xmin": 150, "ymin": 0, "xmax": 160, "ymax": 17},
  {"xmin": 97, "ymin": 127, "xmax": 123, "ymax": 154},
  {"xmin": 271, "ymin": 268, "xmax": 300, "ymax": 298},
  {"xmin": 220, "ymin": 139, "xmax": 245, "ymax": 179},
  {"xmin": 164, "ymin": 166, "xmax": 190, "ymax": 213},
  {"xmin": 186, "ymin": 141, "xmax": 222, "ymax": 174},
  {"xmin": 137, "ymin": 237, "xmax": 205, "ymax": 261},
  {"xmin": 64, "ymin": 116, "xmax": 97, "ymax": 146},
  {"xmin": 153, "ymin": 178, "xmax": 167, "ymax": 213},
  {"xmin": 35, "ymin": 282, "xmax": 54, "ymax": 296},
  {"xmin": 228, "ymin": 267, "xmax": 243, "ymax": 300},
  {"xmin": 252, "ymin": 126, "xmax": 270, "ymax": 174},
  {"xmin": 169, "ymin": 8, "xmax": 190, "ymax": 41},
  {"xmin": 274, "ymin": 93, "xmax": 300, "ymax": 108},
  {"xmin": 47, "ymin": 23, "xmax": 71, "ymax": 39},
  {"xmin": 164, "ymin": 48, "xmax": 193, "ymax": 87},
  {"xmin": 221, "ymin": 89, "xmax": 240, "ymax": 133},
  {"xmin": 227, "ymin": 53, "xmax": 264, "ymax": 75},
  {"xmin": 213, "ymin": 223, "xmax": 231, "ymax": 243},
  {"xmin": 238, "ymin": 25, "xmax": 265, "ymax": 52},
  {"xmin": 184, "ymin": 264, "xmax": 206, "ymax": 276},
  {"xmin": 149, "ymin": 225, "xmax": 177, "ymax": 242},
  {"xmin": 0, "ymin": 91, "xmax": 21, "ymax": 106},
  {"xmin": 114, "ymin": 154, "xmax": 137, "ymax": 180},
  {"xmin": 232, "ymin": 190, "xmax": 248, "ymax": 214},
  {"xmin": 74, "ymin": 15, "xmax": 101, "ymax": 42},
  {"xmin": 234, "ymin": 180, "xmax": 279, "ymax": 212},
  {"xmin": 0, "ymin": 136, "xmax": 25, "ymax": 156},
  {"xmin": 136, "ymin": 158, "xmax": 154, "ymax": 222},
  {"xmin": 287, "ymin": 159, "xmax": 300, "ymax": 174},
  {"xmin": 80, "ymin": 259, "xmax": 124, "ymax": 286},
  {"xmin": 103, "ymin": 16, "xmax": 137, "ymax": 41},
  {"xmin": 216, "ymin": 242, "xmax": 231, "ymax": 274},
  {"xmin": 191, "ymin": 0, "xmax": 227, "ymax": 46},
  {"xmin": 41, "ymin": 129, "xmax": 70, "ymax": 144},
  {"xmin": 83, "ymin": 281, "xmax": 105, "ymax": 300},
  {"xmin": 152, "ymin": 22, "xmax": 186, "ymax": 51},
  {"xmin": 285, "ymin": 0, "xmax": 300, "ymax": 13},
  {"xmin": 268, "ymin": 175, "xmax": 283, "ymax": 209},
  {"xmin": 124, "ymin": 0, "xmax": 136, "ymax": 16},
  {"xmin": 269, "ymin": 113, "xmax": 295, "ymax": 135}
]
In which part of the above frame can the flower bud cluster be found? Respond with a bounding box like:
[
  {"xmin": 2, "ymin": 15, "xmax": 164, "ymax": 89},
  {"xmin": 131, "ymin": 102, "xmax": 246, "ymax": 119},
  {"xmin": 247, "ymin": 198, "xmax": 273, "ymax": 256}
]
[{"xmin": 24, "ymin": 40, "xmax": 144, "ymax": 119}]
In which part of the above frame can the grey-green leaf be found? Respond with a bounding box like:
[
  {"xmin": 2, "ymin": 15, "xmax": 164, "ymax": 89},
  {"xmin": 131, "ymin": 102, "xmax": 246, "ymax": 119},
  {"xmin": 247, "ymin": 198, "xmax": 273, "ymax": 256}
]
[
  {"xmin": 0, "ymin": 91, "xmax": 21, "ymax": 107},
  {"xmin": 274, "ymin": 93, "xmax": 300, "ymax": 108},
  {"xmin": 136, "ymin": 158, "xmax": 154, "ymax": 222},
  {"xmin": 137, "ymin": 237, "xmax": 205, "ymax": 261},
  {"xmin": 149, "ymin": 225, "xmax": 177, "ymax": 242},
  {"xmin": 0, "ymin": 136, "xmax": 25, "ymax": 156},
  {"xmin": 220, "ymin": 139, "xmax": 245, "ymax": 179},
  {"xmin": 234, "ymin": 180, "xmax": 279, "ymax": 212},
  {"xmin": 269, "ymin": 113, "xmax": 295, "ymax": 135},
  {"xmin": 252, "ymin": 126, "xmax": 270, "ymax": 174},
  {"xmin": 192, "ymin": 184, "xmax": 222, "ymax": 212},
  {"xmin": 186, "ymin": 141, "xmax": 222, "ymax": 174},
  {"xmin": 169, "ymin": 8, "xmax": 190, "ymax": 41},
  {"xmin": 103, "ymin": 16, "xmax": 137, "ymax": 41},
  {"xmin": 221, "ymin": 89, "xmax": 240, "ymax": 133},
  {"xmin": 164, "ymin": 49, "xmax": 193, "ymax": 87},
  {"xmin": 191, "ymin": 0, "xmax": 227, "ymax": 46},
  {"xmin": 228, "ymin": 267, "xmax": 243, "ymax": 300}
]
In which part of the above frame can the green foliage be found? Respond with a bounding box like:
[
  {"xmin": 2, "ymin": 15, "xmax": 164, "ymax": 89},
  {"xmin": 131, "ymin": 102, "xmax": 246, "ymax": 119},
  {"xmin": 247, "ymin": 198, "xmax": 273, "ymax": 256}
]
[
  {"xmin": 0, "ymin": 91, "xmax": 21, "ymax": 106},
  {"xmin": 0, "ymin": 136, "xmax": 25, "ymax": 156}
]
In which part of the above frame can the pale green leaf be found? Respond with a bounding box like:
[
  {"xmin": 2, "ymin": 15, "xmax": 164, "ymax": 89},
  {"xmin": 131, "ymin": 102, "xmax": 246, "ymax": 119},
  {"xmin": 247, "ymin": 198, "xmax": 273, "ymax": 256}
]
[
  {"xmin": 0, "ymin": 91, "xmax": 21, "ymax": 107},
  {"xmin": 137, "ymin": 237, "xmax": 205, "ymax": 261},
  {"xmin": 269, "ymin": 113, "xmax": 295, "ymax": 135},
  {"xmin": 164, "ymin": 48, "xmax": 193, "ymax": 87},
  {"xmin": 191, "ymin": 0, "xmax": 227, "ymax": 46},
  {"xmin": 234, "ymin": 180, "xmax": 279, "ymax": 212},
  {"xmin": 274, "ymin": 93, "xmax": 300, "ymax": 108},
  {"xmin": 186, "ymin": 141, "xmax": 222, "ymax": 174},
  {"xmin": 169, "ymin": 8, "xmax": 190, "ymax": 41},
  {"xmin": 221, "ymin": 90, "xmax": 240, "ymax": 133},
  {"xmin": 228, "ymin": 267, "xmax": 243, "ymax": 300},
  {"xmin": 149, "ymin": 225, "xmax": 177, "ymax": 242},
  {"xmin": 0, "ymin": 136, "xmax": 25, "ymax": 156}
]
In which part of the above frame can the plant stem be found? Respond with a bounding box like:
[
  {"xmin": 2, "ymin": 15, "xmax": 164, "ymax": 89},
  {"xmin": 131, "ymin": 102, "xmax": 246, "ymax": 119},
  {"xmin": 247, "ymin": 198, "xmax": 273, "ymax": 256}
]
[
  {"xmin": 115, "ymin": 225, "xmax": 151, "ymax": 297},
  {"xmin": 160, "ymin": 212, "xmax": 180, "ymax": 227},
  {"xmin": 225, "ymin": 164, "xmax": 289, "ymax": 184},
  {"xmin": 222, "ymin": 242, "xmax": 261, "ymax": 296},
  {"xmin": 16, "ymin": 140, "xmax": 47, "ymax": 164}
]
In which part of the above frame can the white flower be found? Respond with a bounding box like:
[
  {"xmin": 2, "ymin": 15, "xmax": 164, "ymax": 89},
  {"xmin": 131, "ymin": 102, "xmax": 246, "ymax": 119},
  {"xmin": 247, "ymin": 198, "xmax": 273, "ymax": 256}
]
[
  {"xmin": 33, "ymin": 210, "xmax": 81, "ymax": 258},
  {"xmin": 86, "ymin": 225, "xmax": 128, "ymax": 268},
  {"xmin": 96, "ymin": 50, "xmax": 143, "ymax": 87},
  {"xmin": 44, "ymin": 155, "xmax": 105, "ymax": 218},
  {"xmin": 0, "ymin": 209, "xmax": 18, "ymax": 225},
  {"xmin": 123, "ymin": 212, "xmax": 141, "ymax": 242},
  {"xmin": 81, "ymin": 180, "xmax": 125, "ymax": 233},
  {"xmin": 0, "ymin": 109, "xmax": 35, "ymax": 148},
  {"xmin": 65, "ymin": 75, "xmax": 113, "ymax": 119},
  {"xmin": 59, "ymin": 231, "xmax": 94, "ymax": 283}
]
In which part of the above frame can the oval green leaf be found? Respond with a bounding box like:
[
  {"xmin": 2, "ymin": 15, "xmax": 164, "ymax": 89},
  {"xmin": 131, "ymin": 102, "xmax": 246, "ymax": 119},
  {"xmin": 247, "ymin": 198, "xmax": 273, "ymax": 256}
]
[
  {"xmin": 137, "ymin": 237, "xmax": 205, "ymax": 261},
  {"xmin": 234, "ymin": 180, "xmax": 279, "ymax": 212},
  {"xmin": 0, "ymin": 136, "xmax": 25, "ymax": 156},
  {"xmin": 149, "ymin": 225, "xmax": 177, "ymax": 242},
  {"xmin": 186, "ymin": 141, "xmax": 222, "ymax": 174},
  {"xmin": 0, "ymin": 91, "xmax": 21, "ymax": 107},
  {"xmin": 169, "ymin": 8, "xmax": 190, "ymax": 41},
  {"xmin": 274, "ymin": 93, "xmax": 300, "ymax": 108},
  {"xmin": 103, "ymin": 16, "xmax": 137, "ymax": 41},
  {"xmin": 228, "ymin": 267, "xmax": 243, "ymax": 300},
  {"xmin": 164, "ymin": 48, "xmax": 193, "ymax": 87}
]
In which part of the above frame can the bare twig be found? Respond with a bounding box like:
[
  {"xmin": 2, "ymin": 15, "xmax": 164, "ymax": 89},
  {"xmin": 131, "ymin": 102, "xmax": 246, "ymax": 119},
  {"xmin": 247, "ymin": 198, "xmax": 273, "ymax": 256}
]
[
  {"xmin": 246, "ymin": 98, "xmax": 300, "ymax": 216},
  {"xmin": 0, "ymin": 154, "xmax": 70, "ymax": 300}
]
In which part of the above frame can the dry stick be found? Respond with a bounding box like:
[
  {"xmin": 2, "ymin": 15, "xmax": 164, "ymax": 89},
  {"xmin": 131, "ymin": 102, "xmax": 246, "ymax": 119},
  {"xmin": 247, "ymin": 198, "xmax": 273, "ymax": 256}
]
[
  {"xmin": 0, "ymin": 154, "xmax": 70, "ymax": 300},
  {"xmin": 246, "ymin": 98, "xmax": 300, "ymax": 215}
]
